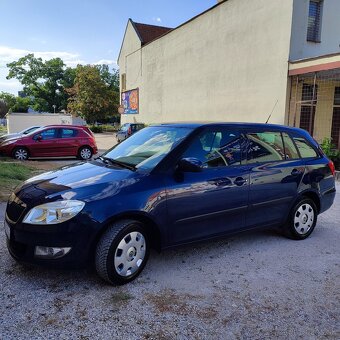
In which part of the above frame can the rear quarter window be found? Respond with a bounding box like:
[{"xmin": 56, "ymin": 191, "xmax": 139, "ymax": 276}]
[{"xmin": 291, "ymin": 134, "xmax": 318, "ymax": 158}]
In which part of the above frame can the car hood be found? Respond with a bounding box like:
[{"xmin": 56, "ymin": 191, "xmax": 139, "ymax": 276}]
[
  {"xmin": 0, "ymin": 133, "xmax": 21, "ymax": 143},
  {"xmin": 14, "ymin": 160, "xmax": 144, "ymax": 205}
]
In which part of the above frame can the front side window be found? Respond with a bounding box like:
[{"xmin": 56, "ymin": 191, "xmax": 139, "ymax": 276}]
[
  {"xmin": 247, "ymin": 132, "xmax": 285, "ymax": 163},
  {"xmin": 34, "ymin": 128, "xmax": 58, "ymax": 140},
  {"xmin": 104, "ymin": 126, "xmax": 193, "ymax": 170},
  {"xmin": 307, "ymin": 0, "xmax": 323, "ymax": 42},
  {"xmin": 182, "ymin": 129, "xmax": 246, "ymax": 167}
]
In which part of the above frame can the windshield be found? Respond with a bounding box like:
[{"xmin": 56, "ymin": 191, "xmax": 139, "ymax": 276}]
[
  {"xmin": 22, "ymin": 126, "xmax": 40, "ymax": 135},
  {"xmin": 120, "ymin": 123, "xmax": 130, "ymax": 132},
  {"xmin": 104, "ymin": 126, "xmax": 193, "ymax": 170}
]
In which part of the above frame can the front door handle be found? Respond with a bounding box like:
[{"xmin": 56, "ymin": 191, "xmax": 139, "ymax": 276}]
[
  {"xmin": 234, "ymin": 177, "xmax": 247, "ymax": 186},
  {"xmin": 209, "ymin": 178, "xmax": 232, "ymax": 186}
]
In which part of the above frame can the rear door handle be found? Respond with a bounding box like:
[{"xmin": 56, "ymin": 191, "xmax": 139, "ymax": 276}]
[{"xmin": 234, "ymin": 177, "xmax": 247, "ymax": 186}]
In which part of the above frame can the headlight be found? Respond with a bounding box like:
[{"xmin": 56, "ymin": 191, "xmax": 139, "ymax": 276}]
[{"xmin": 23, "ymin": 200, "xmax": 85, "ymax": 225}]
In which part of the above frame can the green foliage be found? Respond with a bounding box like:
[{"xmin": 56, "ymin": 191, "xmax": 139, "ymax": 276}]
[
  {"xmin": 67, "ymin": 65, "xmax": 119, "ymax": 123},
  {"xmin": 89, "ymin": 125, "xmax": 103, "ymax": 133},
  {"xmin": 320, "ymin": 138, "xmax": 340, "ymax": 160},
  {"xmin": 6, "ymin": 54, "xmax": 74, "ymax": 112},
  {"xmin": 6, "ymin": 54, "xmax": 120, "ymax": 121},
  {"xmin": 0, "ymin": 92, "xmax": 31, "ymax": 115}
]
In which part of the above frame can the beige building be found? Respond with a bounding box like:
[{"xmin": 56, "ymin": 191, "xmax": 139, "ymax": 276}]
[
  {"xmin": 118, "ymin": 0, "xmax": 340, "ymax": 148},
  {"xmin": 6, "ymin": 113, "xmax": 85, "ymax": 133}
]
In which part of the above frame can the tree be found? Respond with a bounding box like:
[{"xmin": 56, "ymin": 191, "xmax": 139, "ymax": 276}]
[
  {"xmin": 6, "ymin": 54, "xmax": 74, "ymax": 112},
  {"xmin": 0, "ymin": 92, "xmax": 31, "ymax": 115},
  {"xmin": 67, "ymin": 65, "xmax": 119, "ymax": 123}
]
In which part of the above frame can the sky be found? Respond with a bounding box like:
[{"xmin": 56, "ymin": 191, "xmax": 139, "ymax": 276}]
[{"xmin": 0, "ymin": 0, "xmax": 216, "ymax": 95}]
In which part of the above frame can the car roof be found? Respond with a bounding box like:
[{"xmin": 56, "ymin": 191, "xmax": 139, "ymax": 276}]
[{"xmin": 152, "ymin": 122, "xmax": 308, "ymax": 133}]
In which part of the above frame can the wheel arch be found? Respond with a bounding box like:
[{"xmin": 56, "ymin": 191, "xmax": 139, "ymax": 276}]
[
  {"xmin": 89, "ymin": 211, "xmax": 163, "ymax": 263},
  {"xmin": 299, "ymin": 190, "xmax": 321, "ymax": 214},
  {"xmin": 12, "ymin": 145, "xmax": 30, "ymax": 158}
]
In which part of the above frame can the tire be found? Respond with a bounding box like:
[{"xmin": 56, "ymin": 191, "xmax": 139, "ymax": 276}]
[
  {"xmin": 283, "ymin": 198, "xmax": 317, "ymax": 240},
  {"xmin": 95, "ymin": 220, "xmax": 149, "ymax": 285},
  {"xmin": 78, "ymin": 146, "xmax": 93, "ymax": 160},
  {"xmin": 13, "ymin": 147, "xmax": 29, "ymax": 160}
]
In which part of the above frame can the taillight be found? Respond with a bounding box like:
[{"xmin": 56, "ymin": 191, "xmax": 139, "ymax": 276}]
[
  {"xmin": 328, "ymin": 160, "xmax": 335, "ymax": 176},
  {"xmin": 127, "ymin": 127, "xmax": 132, "ymax": 135}
]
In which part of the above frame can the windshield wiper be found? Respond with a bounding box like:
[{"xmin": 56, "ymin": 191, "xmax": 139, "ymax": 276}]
[{"xmin": 97, "ymin": 156, "xmax": 136, "ymax": 171}]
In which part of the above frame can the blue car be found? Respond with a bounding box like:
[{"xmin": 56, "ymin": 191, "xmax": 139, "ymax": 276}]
[{"xmin": 5, "ymin": 123, "xmax": 336, "ymax": 284}]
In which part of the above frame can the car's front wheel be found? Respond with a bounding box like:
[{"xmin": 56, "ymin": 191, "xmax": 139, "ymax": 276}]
[
  {"xmin": 13, "ymin": 147, "xmax": 29, "ymax": 160},
  {"xmin": 284, "ymin": 198, "xmax": 317, "ymax": 240},
  {"xmin": 78, "ymin": 146, "xmax": 93, "ymax": 160},
  {"xmin": 95, "ymin": 220, "xmax": 149, "ymax": 285}
]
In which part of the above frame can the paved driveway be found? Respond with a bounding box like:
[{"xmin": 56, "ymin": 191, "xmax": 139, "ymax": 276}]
[{"xmin": 0, "ymin": 185, "xmax": 339, "ymax": 339}]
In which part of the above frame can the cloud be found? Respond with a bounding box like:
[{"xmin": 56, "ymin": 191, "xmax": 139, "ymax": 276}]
[
  {"xmin": 92, "ymin": 59, "xmax": 117, "ymax": 66},
  {"xmin": 152, "ymin": 17, "xmax": 162, "ymax": 23},
  {"xmin": 0, "ymin": 45, "xmax": 82, "ymax": 67}
]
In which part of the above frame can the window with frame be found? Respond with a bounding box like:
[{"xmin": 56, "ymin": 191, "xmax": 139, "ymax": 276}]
[
  {"xmin": 291, "ymin": 133, "xmax": 318, "ymax": 158},
  {"xmin": 331, "ymin": 108, "xmax": 340, "ymax": 149},
  {"xmin": 61, "ymin": 128, "xmax": 78, "ymax": 138},
  {"xmin": 182, "ymin": 129, "xmax": 245, "ymax": 167},
  {"xmin": 307, "ymin": 0, "xmax": 323, "ymax": 42},
  {"xmin": 246, "ymin": 132, "xmax": 285, "ymax": 163},
  {"xmin": 300, "ymin": 83, "xmax": 317, "ymax": 135},
  {"xmin": 282, "ymin": 133, "xmax": 300, "ymax": 159},
  {"xmin": 34, "ymin": 128, "xmax": 57, "ymax": 140}
]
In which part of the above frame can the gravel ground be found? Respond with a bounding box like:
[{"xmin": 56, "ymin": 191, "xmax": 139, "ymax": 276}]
[{"xmin": 0, "ymin": 184, "xmax": 339, "ymax": 340}]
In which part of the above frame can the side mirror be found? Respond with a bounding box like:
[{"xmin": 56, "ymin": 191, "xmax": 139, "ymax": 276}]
[
  {"xmin": 177, "ymin": 158, "xmax": 203, "ymax": 173},
  {"xmin": 36, "ymin": 135, "xmax": 42, "ymax": 141}
]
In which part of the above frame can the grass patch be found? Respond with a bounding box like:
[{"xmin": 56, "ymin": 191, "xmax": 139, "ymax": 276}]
[{"xmin": 0, "ymin": 161, "xmax": 36, "ymax": 201}]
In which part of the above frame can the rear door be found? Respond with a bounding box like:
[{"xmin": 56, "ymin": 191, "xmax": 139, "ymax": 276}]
[
  {"xmin": 245, "ymin": 130, "xmax": 304, "ymax": 228},
  {"xmin": 56, "ymin": 128, "xmax": 80, "ymax": 156},
  {"xmin": 165, "ymin": 127, "xmax": 250, "ymax": 245}
]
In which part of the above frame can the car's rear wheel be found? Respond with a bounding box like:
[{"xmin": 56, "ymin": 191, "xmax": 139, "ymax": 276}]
[
  {"xmin": 95, "ymin": 220, "xmax": 149, "ymax": 285},
  {"xmin": 13, "ymin": 147, "xmax": 29, "ymax": 160},
  {"xmin": 284, "ymin": 198, "xmax": 317, "ymax": 240},
  {"xmin": 78, "ymin": 146, "xmax": 92, "ymax": 160}
]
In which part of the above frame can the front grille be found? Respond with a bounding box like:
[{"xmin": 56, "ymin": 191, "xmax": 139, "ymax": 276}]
[{"xmin": 6, "ymin": 193, "xmax": 28, "ymax": 223}]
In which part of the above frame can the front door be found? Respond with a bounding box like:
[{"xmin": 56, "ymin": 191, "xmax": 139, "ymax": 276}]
[
  {"xmin": 165, "ymin": 127, "xmax": 250, "ymax": 245},
  {"xmin": 30, "ymin": 128, "xmax": 59, "ymax": 157}
]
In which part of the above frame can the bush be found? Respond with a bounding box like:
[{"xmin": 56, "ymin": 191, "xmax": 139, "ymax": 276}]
[
  {"xmin": 320, "ymin": 138, "xmax": 340, "ymax": 170},
  {"xmin": 89, "ymin": 125, "xmax": 103, "ymax": 133}
]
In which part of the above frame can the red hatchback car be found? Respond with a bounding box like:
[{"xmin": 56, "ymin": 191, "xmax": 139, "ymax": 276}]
[{"xmin": 0, "ymin": 125, "xmax": 97, "ymax": 160}]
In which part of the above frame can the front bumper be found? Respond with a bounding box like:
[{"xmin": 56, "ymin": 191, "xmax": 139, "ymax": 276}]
[{"xmin": 5, "ymin": 214, "xmax": 100, "ymax": 268}]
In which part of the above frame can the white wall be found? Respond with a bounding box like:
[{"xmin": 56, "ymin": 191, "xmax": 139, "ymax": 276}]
[
  {"xmin": 7, "ymin": 113, "xmax": 72, "ymax": 133},
  {"xmin": 290, "ymin": 0, "xmax": 340, "ymax": 61},
  {"xmin": 120, "ymin": 0, "xmax": 294, "ymax": 125}
]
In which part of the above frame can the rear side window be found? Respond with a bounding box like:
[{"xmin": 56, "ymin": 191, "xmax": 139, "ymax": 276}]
[
  {"xmin": 291, "ymin": 134, "xmax": 318, "ymax": 158},
  {"xmin": 61, "ymin": 128, "xmax": 78, "ymax": 138},
  {"xmin": 247, "ymin": 131, "xmax": 285, "ymax": 163},
  {"xmin": 282, "ymin": 133, "xmax": 300, "ymax": 159}
]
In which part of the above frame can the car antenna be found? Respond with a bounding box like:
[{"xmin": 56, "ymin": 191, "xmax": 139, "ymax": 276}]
[{"xmin": 265, "ymin": 99, "xmax": 278, "ymax": 124}]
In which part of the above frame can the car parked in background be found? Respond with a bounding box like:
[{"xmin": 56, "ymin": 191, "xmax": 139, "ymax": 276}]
[
  {"xmin": 116, "ymin": 123, "xmax": 145, "ymax": 143},
  {"xmin": 0, "ymin": 126, "xmax": 40, "ymax": 144},
  {"xmin": 4, "ymin": 123, "xmax": 336, "ymax": 285},
  {"xmin": 0, "ymin": 125, "xmax": 97, "ymax": 160}
]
